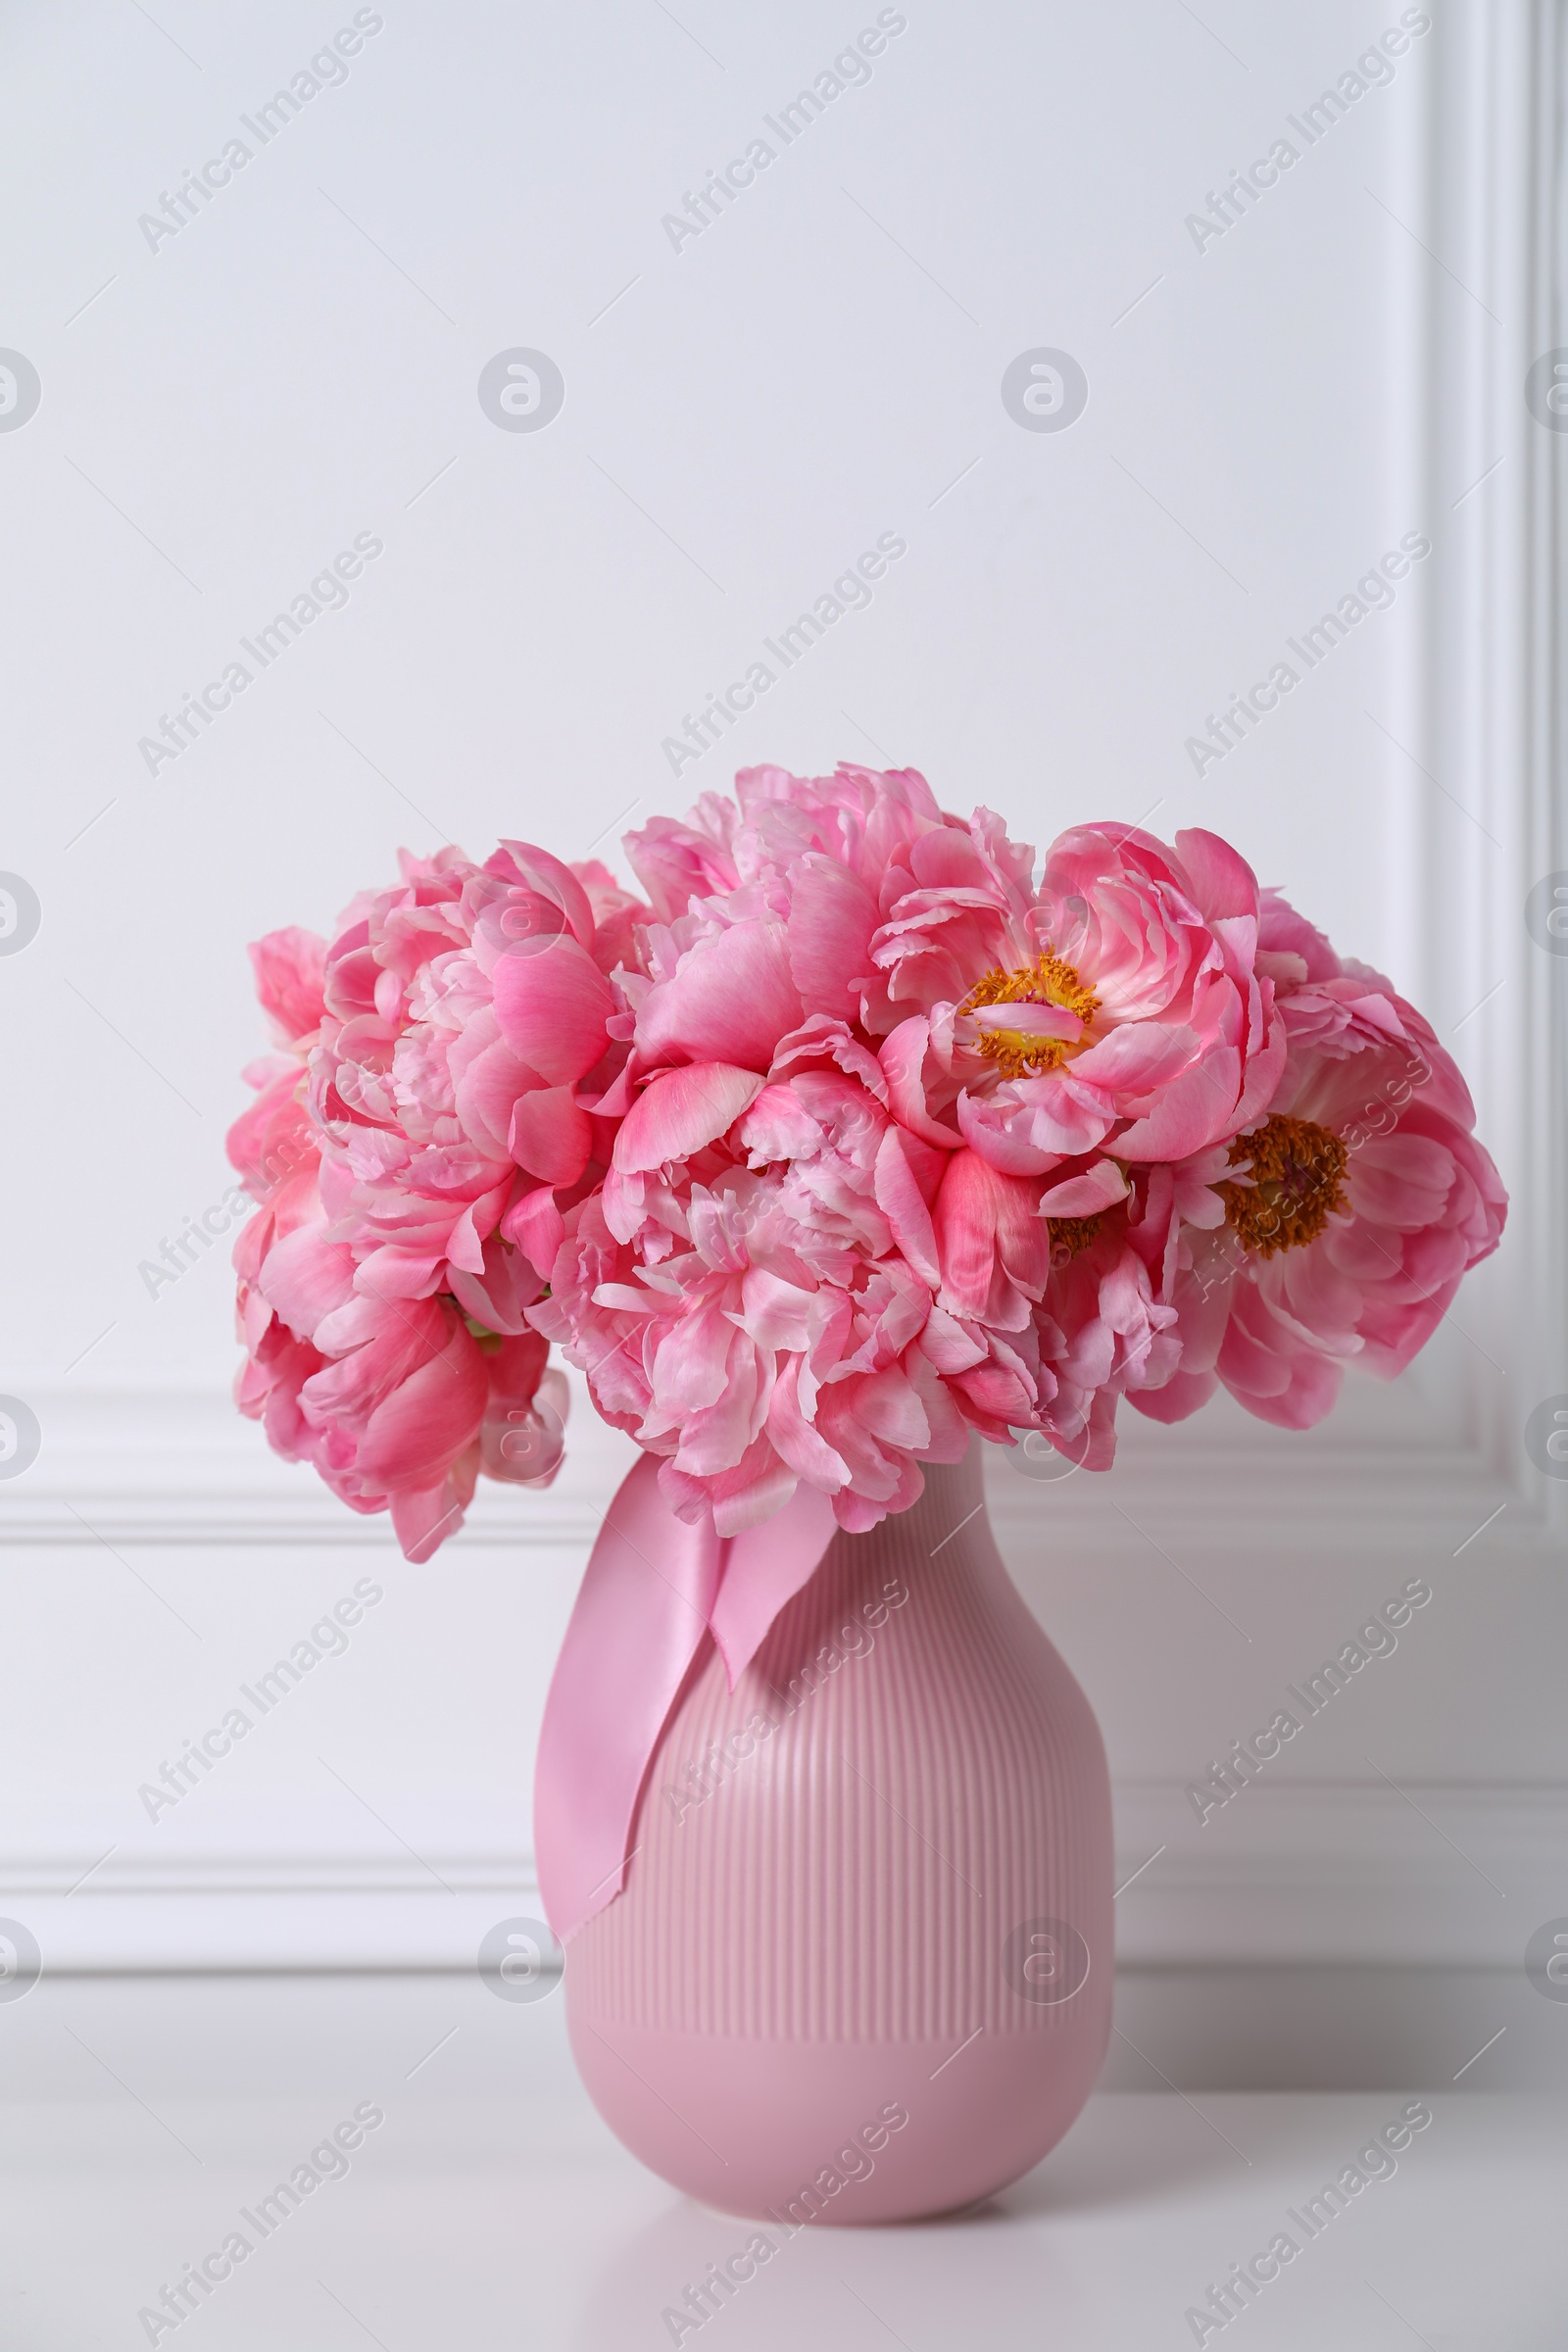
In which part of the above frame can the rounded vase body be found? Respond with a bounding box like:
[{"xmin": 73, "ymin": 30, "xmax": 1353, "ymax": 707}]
[{"xmin": 563, "ymin": 1448, "xmax": 1112, "ymax": 2224}]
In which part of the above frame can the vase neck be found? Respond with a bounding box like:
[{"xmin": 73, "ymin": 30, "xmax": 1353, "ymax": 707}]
[{"xmin": 866, "ymin": 1445, "xmax": 986, "ymax": 1559}]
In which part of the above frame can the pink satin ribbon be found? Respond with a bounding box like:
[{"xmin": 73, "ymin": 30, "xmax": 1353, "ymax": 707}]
[{"xmin": 534, "ymin": 1455, "xmax": 837, "ymax": 1941}]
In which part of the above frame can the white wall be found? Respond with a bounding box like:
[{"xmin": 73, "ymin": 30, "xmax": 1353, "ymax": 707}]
[{"xmin": 1, "ymin": 0, "xmax": 1563, "ymax": 2074}]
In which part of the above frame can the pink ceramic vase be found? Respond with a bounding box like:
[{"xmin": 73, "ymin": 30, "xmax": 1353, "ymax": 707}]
[{"xmin": 563, "ymin": 1446, "xmax": 1112, "ymax": 2224}]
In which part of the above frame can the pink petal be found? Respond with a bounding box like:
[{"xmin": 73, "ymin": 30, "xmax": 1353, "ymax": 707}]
[
  {"xmin": 451, "ymin": 1021, "xmax": 537, "ymax": 1162},
  {"xmin": 785, "ymin": 857, "xmax": 879, "ymax": 1020},
  {"xmin": 635, "ymin": 919, "xmax": 804, "ymax": 1071},
  {"xmin": 491, "ymin": 934, "xmax": 613, "ymax": 1087},
  {"xmin": 1113, "ymin": 1052, "xmax": 1242, "ymax": 1159},
  {"xmin": 1038, "ymin": 1159, "xmax": 1130, "ymax": 1215},
  {"xmin": 956, "ymin": 1081, "xmax": 1113, "ymax": 1166},
  {"xmin": 489, "ymin": 842, "xmax": 597, "ymax": 949},
  {"xmin": 447, "ymin": 1237, "xmax": 543, "ymax": 1336},
  {"xmin": 737, "ymin": 1082, "xmax": 827, "ymax": 1164},
  {"xmin": 1219, "ymin": 1328, "xmax": 1344, "ymax": 1428},
  {"xmin": 917, "ymin": 1304, "xmax": 987, "ymax": 1374},
  {"xmin": 1174, "ymin": 828, "xmax": 1260, "ymax": 922},
  {"xmin": 972, "ymin": 1001, "xmax": 1082, "ymax": 1044},
  {"xmin": 1348, "ymin": 1133, "xmax": 1454, "ymax": 1229},
  {"xmin": 769, "ymin": 1014, "xmax": 888, "ymax": 1101},
  {"xmin": 873, "ymin": 1126, "xmax": 941, "ymax": 1286},
  {"xmin": 357, "ymin": 1330, "xmax": 489, "ymax": 1486},
  {"xmin": 764, "ymin": 1354, "xmax": 852, "ymax": 1489},
  {"xmin": 1128, "ymin": 1367, "xmax": 1220, "ymax": 1424},
  {"xmin": 510, "ymin": 1084, "xmax": 594, "ymax": 1186},
  {"xmin": 309, "ymin": 1292, "xmax": 443, "ymax": 1404},
  {"xmin": 934, "ymin": 1150, "xmax": 1043, "ymax": 1317},
  {"xmin": 248, "ymin": 927, "xmax": 327, "ymax": 1046},
  {"xmin": 503, "ymin": 1184, "xmax": 566, "ymax": 1280},
  {"xmin": 854, "ymin": 1364, "xmax": 931, "ymax": 1451},
  {"xmin": 1069, "ymin": 1021, "xmax": 1198, "ymax": 1091},
  {"xmin": 613, "ymin": 1062, "xmax": 765, "ymax": 1173},
  {"xmin": 390, "ymin": 1452, "xmax": 480, "ymax": 1562},
  {"xmin": 879, "ymin": 1016, "xmax": 962, "ymax": 1150},
  {"xmin": 259, "ymin": 1225, "xmax": 356, "ymax": 1343}
]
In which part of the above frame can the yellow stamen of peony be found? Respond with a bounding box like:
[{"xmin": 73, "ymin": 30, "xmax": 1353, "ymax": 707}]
[
  {"xmin": 1048, "ymin": 1213, "xmax": 1103, "ymax": 1263},
  {"xmin": 962, "ymin": 954, "xmax": 1101, "ymax": 1078},
  {"xmin": 1219, "ymin": 1114, "xmax": 1348, "ymax": 1256}
]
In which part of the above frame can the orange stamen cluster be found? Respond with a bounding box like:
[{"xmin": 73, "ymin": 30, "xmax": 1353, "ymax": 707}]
[
  {"xmin": 1219, "ymin": 1114, "xmax": 1348, "ymax": 1256},
  {"xmin": 962, "ymin": 954, "xmax": 1100, "ymax": 1078},
  {"xmin": 1047, "ymin": 1213, "xmax": 1103, "ymax": 1263}
]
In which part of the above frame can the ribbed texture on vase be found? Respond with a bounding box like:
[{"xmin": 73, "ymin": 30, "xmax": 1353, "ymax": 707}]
[{"xmin": 566, "ymin": 1451, "xmax": 1112, "ymax": 2043}]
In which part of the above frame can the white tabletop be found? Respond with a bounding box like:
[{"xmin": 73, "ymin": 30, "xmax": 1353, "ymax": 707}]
[{"xmin": 5, "ymin": 1974, "xmax": 1563, "ymax": 2349}]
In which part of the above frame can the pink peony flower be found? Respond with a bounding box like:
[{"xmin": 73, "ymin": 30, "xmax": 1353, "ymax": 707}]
[
  {"xmin": 533, "ymin": 1050, "xmax": 987, "ymax": 1534},
  {"xmin": 225, "ymin": 842, "xmax": 639, "ymax": 1556},
  {"xmin": 873, "ymin": 819, "xmax": 1285, "ymax": 1182},
  {"xmin": 530, "ymin": 761, "xmax": 1246, "ymax": 1525},
  {"xmin": 619, "ymin": 770, "xmax": 1283, "ymax": 1182},
  {"xmin": 1130, "ymin": 894, "xmax": 1507, "ymax": 1429}
]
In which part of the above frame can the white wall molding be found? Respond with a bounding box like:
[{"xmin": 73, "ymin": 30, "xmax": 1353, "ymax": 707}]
[
  {"xmin": 8, "ymin": 1779, "xmax": 1562, "ymax": 1975},
  {"xmin": 1418, "ymin": 0, "xmax": 1568, "ymax": 1516},
  {"xmin": 1109, "ymin": 1777, "xmax": 1568, "ymax": 1968}
]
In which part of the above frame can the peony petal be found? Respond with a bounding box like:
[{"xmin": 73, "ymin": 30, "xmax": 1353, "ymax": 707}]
[
  {"xmin": 1347, "ymin": 1133, "xmax": 1454, "ymax": 1229},
  {"xmin": 934, "ymin": 1149, "xmax": 1042, "ymax": 1319},
  {"xmin": 1068, "ymin": 1021, "xmax": 1198, "ymax": 1092},
  {"xmin": 1173, "ymin": 828, "xmax": 1260, "ymax": 923},
  {"xmin": 502, "ymin": 1184, "xmax": 566, "ymax": 1280},
  {"xmin": 357, "ymin": 1328, "xmax": 489, "ymax": 1486},
  {"xmin": 259, "ymin": 1224, "xmax": 356, "ymax": 1343},
  {"xmin": 489, "ymin": 842, "xmax": 597, "ymax": 949},
  {"xmin": 1038, "ymin": 1159, "xmax": 1131, "ymax": 1216},
  {"xmin": 451, "ymin": 1021, "xmax": 537, "ymax": 1163},
  {"xmin": 971, "ymin": 1001, "xmax": 1082, "ymax": 1043},
  {"xmin": 785, "ymin": 856, "xmax": 880, "ymax": 1020},
  {"xmin": 956, "ymin": 1079, "xmax": 1114, "ymax": 1167},
  {"xmin": 510, "ymin": 1084, "xmax": 594, "ymax": 1186},
  {"xmin": 1128, "ymin": 1366, "xmax": 1220, "ymax": 1424},
  {"xmin": 447, "ymin": 1236, "xmax": 543, "ymax": 1336},
  {"xmin": 873, "ymin": 1125, "xmax": 941, "ymax": 1286},
  {"xmin": 879, "ymin": 1015, "xmax": 962, "ymax": 1149},
  {"xmin": 636, "ymin": 918, "xmax": 804, "ymax": 1071},
  {"xmin": 613, "ymin": 1062, "xmax": 765, "ymax": 1172},
  {"xmin": 1113, "ymin": 1052, "xmax": 1242, "ymax": 1160},
  {"xmin": 491, "ymin": 934, "xmax": 613, "ymax": 1087},
  {"xmin": 390, "ymin": 1450, "xmax": 480, "ymax": 1561},
  {"xmin": 248, "ymin": 926, "xmax": 327, "ymax": 1047}
]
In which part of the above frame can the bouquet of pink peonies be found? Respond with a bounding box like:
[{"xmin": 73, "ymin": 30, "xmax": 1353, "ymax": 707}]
[{"xmin": 227, "ymin": 763, "xmax": 1505, "ymax": 1560}]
